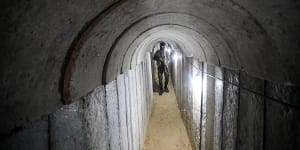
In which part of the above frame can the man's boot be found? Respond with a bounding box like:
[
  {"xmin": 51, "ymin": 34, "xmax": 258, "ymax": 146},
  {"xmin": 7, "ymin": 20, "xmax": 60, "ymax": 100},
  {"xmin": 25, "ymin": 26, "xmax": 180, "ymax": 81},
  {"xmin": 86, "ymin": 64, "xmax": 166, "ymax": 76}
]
[
  {"xmin": 164, "ymin": 86, "xmax": 169, "ymax": 92},
  {"xmin": 159, "ymin": 88, "xmax": 163, "ymax": 95}
]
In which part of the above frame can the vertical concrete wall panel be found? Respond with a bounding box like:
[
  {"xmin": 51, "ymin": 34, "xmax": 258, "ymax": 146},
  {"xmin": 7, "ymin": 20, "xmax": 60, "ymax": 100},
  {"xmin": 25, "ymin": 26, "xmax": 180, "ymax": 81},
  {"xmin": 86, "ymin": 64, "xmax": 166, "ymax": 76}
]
[
  {"xmin": 238, "ymin": 72, "xmax": 264, "ymax": 150},
  {"xmin": 142, "ymin": 62, "xmax": 148, "ymax": 137},
  {"xmin": 192, "ymin": 60, "xmax": 202, "ymax": 150},
  {"xmin": 201, "ymin": 63, "xmax": 208, "ymax": 150},
  {"xmin": 143, "ymin": 62, "xmax": 149, "ymax": 124},
  {"xmin": 83, "ymin": 86, "xmax": 109, "ymax": 150},
  {"xmin": 222, "ymin": 68, "xmax": 239, "ymax": 150},
  {"xmin": 179, "ymin": 55, "xmax": 183, "ymax": 110},
  {"xmin": 117, "ymin": 75, "xmax": 129, "ymax": 150},
  {"xmin": 145, "ymin": 61, "xmax": 151, "ymax": 124},
  {"xmin": 140, "ymin": 63, "xmax": 145, "ymax": 140},
  {"xmin": 213, "ymin": 66, "xmax": 223, "ymax": 150},
  {"xmin": 175, "ymin": 55, "xmax": 181, "ymax": 108},
  {"xmin": 127, "ymin": 70, "xmax": 139, "ymax": 150},
  {"xmin": 174, "ymin": 60, "xmax": 300, "ymax": 150},
  {"xmin": 205, "ymin": 64, "xmax": 216, "ymax": 150},
  {"xmin": 0, "ymin": 59, "xmax": 153, "ymax": 150},
  {"xmin": 106, "ymin": 81, "xmax": 121, "ymax": 150},
  {"xmin": 124, "ymin": 72, "xmax": 133, "ymax": 150},
  {"xmin": 135, "ymin": 64, "xmax": 142, "ymax": 149},
  {"xmin": 50, "ymin": 101, "xmax": 86, "ymax": 150},
  {"xmin": 143, "ymin": 62, "xmax": 148, "ymax": 135},
  {"xmin": 48, "ymin": 85, "xmax": 109, "ymax": 150},
  {"xmin": 184, "ymin": 57, "xmax": 193, "ymax": 145},
  {"xmin": 238, "ymin": 89, "xmax": 264, "ymax": 150},
  {"xmin": 142, "ymin": 65, "xmax": 146, "ymax": 146},
  {"xmin": 182, "ymin": 57, "xmax": 189, "ymax": 126},
  {"xmin": 222, "ymin": 83, "xmax": 239, "ymax": 150},
  {"xmin": 133, "ymin": 68, "xmax": 138, "ymax": 150},
  {"xmin": 178, "ymin": 55, "xmax": 184, "ymax": 113},
  {"xmin": 146, "ymin": 53, "xmax": 153, "ymax": 116}
]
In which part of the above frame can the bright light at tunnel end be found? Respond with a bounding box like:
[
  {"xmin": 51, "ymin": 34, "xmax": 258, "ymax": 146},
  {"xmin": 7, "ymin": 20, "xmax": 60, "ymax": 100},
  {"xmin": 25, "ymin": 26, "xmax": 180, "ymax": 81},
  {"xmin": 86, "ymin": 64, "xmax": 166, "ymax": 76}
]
[
  {"xmin": 165, "ymin": 47, "xmax": 171, "ymax": 53},
  {"xmin": 173, "ymin": 53, "xmax": 178, "ymax": 61}
]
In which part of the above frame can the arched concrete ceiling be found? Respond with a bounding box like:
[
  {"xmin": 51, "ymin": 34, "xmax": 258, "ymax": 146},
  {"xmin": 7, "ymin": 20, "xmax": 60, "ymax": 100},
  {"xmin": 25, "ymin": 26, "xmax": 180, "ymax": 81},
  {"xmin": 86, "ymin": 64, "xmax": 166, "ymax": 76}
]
[
  {"xmin": 124, "ymin": 26, "xmax": 216, "ymax": 71},
  {"xmin": 68, "ymin": 0, "xmax": 293, "ymax": 101}
]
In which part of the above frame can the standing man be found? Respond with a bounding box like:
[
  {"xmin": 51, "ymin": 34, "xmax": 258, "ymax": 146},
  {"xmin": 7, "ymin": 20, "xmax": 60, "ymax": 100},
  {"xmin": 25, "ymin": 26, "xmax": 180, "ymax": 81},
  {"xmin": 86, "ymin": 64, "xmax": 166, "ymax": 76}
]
[{"xmin": 153, "ymin": 42, "xmax": 169, "ymax": 95}]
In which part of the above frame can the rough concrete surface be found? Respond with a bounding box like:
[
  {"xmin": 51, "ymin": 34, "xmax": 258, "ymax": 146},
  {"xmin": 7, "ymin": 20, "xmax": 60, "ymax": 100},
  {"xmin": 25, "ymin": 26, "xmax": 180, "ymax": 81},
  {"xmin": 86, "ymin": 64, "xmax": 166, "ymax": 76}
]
[
  {"xmin": 224, "ymin": 68, "xmax": 239, "ymax": 85},
  {"xmin": 265, "ymin": 99, "xmax": 300, "ymax": 150},
  {"xmin": 124, "ymin": 71, "xmax": 133, "ymax": 150},
  {"xmin": 117, "ymin": 74, "xmax": 129, "ymax": 150},
  {"xmin": 0, "ymin": 0, "xmax": 116, "ymax": 135},
  {"xmin": 127, "ymin": 69, "xmax": 139, "ymax": 150},
  {"xmin": 49, "ymin": 85, "xmax": 110, "ymax": 150},
  {"xmin": 106, "ymin": 81, "xmax": 121, "ymax": 150},
  {"xmin": 135, "ymin": 64, "xmax": 143, "ymax": 150},
  {"xmin": 238, "ymin": 89, "xmax": 264, "ymax": 150},
  {"xmin": 266, "ymin": 81, "xmax": 300, "ymax": 107},
  {"xmin": 200, "ymin": 64, "xmax": 208, "ymax": 150},
  {"xmin": 214, "ymin": 78, "xmax": 223, "ymax": 150},
  {"xmin": 0, "ymin": 117, "xmax": 48, "ymax": 150},
  {"xmin": 50, "ymin": 101, "xmax": 86, "ymax": 150},
  {"xmin": 83, "ymin": 86, "xmax": 109, "ymax": 150},
  {"xmin": 222, "ymin": 83, "xmax": 239, "ymax": 150},
  {"xmin": 205, "ymin": 75, "xmax": 216, "ymax": 150},
  {"xmin": 240, "ymin": 72, "xmax": 264, "ymax": 94},
  {"xmin": 192, "ymin": 60, "xmax": 202, "ymax": 150}
]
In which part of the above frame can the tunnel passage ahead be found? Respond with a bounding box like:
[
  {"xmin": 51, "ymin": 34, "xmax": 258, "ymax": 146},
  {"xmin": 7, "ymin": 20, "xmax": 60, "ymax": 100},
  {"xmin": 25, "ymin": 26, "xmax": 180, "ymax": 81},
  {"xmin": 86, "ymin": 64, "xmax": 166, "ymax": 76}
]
[{"xmin": 143, "ymin": 84, "xmax": 192, "ymax": 150}]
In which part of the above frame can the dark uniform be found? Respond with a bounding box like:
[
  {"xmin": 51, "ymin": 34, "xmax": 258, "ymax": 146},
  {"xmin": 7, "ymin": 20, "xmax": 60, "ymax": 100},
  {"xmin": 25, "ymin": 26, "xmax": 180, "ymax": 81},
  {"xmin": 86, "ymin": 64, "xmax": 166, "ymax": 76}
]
[{"xmin": 153, "ymin": 42, "xmax": 169, "ymax": 95}]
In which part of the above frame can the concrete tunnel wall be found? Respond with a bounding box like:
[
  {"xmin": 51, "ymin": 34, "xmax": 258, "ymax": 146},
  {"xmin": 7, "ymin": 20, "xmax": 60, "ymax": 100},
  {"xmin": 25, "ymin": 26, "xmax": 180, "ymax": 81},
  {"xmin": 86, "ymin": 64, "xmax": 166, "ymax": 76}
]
[
  {"xmin": 1, "ymin": 54, "xmax": 153, "ymax": 150},
  {"xmin": 1, "ymin": 0, "xmax": 300, "ymax": 149},
  {"xmin": 171, "ymin": 55, "xmax": 300, "ymax": 150}
]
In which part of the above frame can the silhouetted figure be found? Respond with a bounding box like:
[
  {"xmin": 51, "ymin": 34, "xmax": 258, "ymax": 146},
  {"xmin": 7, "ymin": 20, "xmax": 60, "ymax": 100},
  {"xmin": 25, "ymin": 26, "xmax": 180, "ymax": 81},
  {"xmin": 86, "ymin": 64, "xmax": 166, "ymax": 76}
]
[{"xmin": 153, "ymin": 42, "xmax": 169, "ymax": 95}]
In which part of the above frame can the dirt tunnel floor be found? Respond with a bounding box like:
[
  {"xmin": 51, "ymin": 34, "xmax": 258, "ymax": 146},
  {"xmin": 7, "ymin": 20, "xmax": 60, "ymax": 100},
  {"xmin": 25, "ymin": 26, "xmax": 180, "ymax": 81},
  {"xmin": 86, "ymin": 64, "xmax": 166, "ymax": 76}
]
[{"xmin": 143, "ymin": 84, "xmax": 192, "ymax": 150}]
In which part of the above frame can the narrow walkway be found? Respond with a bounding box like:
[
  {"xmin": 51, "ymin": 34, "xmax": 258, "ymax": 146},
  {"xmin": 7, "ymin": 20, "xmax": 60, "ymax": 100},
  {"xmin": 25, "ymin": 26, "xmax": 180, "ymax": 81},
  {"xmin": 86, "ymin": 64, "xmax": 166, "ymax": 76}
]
[{"xmin": 143, "ymin": 84, "xmax": 192, "ymax": 150}]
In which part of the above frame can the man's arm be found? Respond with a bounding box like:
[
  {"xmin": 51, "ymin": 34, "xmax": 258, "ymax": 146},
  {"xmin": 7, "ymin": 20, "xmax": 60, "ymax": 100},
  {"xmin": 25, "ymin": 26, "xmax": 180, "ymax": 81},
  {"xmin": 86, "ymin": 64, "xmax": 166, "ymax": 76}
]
[{"xmin": 153, "ymin": 51, "xmax": 159, "ymax": 61}]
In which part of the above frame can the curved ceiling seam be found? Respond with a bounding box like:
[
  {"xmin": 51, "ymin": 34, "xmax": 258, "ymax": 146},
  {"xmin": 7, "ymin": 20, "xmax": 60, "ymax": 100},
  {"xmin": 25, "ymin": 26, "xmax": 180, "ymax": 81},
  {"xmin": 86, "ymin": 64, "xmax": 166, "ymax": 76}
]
[
  {"xmin": 170, "ymin": 11, "xmax": 240, "ymax": 66},
  {"xmin": 121, "ymin": 23, "xmax": 220, "ymax": 73},
  {"xmin": 189, "ymin": 33, "xmax": 209, "ymax": 61},
  {"xmin": 102, "ymin": 11, "xmax": 234, "ymax": 84},
  {"xmin": 62, "ymin": 0, "xmax": 126, "ymax": 104},
  {"xmin": 101, "ymin": 12, "xmax": 179, "ymax": 84},
  {"xmin": 118, "ymin": 24, "xmax": 179, "ymax": 73},
  {"xmin": 123, "ymin": 11, "xmax": 230, "ymax": 67},
  {"xmin": 130, "ymin": 29, "xmax": 221, "ymax": 69},
  {"xmin": 228, "ymin": 0, "xmax": 270, "ymax": 35},
  {"xmin": 63, "ymin": 4, "xmax": 272, "ymax": 101},
  {"xmin": 140, "ymin": 40, "xmax": 185, "ymax": 65},
  {"xmin": 195, "ymin": 32, "xmax": 222, "ymax": 66},
  {"xmin": 131, "ymin": 37, "xmax": 195, "ymax": 68},
  {"xmin": 131, "ymin": 35, "xmax": 202, "ymax": 69},
  {"xmin": 126, "ymin": 24, "xmax": 210, "ymax": 70}
]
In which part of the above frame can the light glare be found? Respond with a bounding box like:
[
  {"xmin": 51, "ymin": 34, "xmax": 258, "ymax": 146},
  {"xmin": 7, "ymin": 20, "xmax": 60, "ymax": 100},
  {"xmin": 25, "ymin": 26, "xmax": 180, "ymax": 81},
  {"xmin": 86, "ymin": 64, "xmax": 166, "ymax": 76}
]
[
  {"xmin": 192, "ymin": 75, "xmax": 202, "ymax": 91},
  {"xmin": 165, "ymin": 47, "xmax": 171, "ymax": 53},
  {"xmin": 173, "ymin": 53, "xmax": 178, "ymax": 60}
]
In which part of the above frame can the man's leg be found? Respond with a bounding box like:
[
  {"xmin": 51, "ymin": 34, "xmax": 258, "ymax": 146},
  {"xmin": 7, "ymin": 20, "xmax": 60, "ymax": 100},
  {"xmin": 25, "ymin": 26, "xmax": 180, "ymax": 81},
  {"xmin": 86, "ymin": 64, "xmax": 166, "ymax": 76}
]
[
  {"xmin": 158, "ymin": 67, "xmax": 163, "ymax": 95},
  {"xmin": 164, "ymin": 67, "xmax": 169, "ymax": 92}
]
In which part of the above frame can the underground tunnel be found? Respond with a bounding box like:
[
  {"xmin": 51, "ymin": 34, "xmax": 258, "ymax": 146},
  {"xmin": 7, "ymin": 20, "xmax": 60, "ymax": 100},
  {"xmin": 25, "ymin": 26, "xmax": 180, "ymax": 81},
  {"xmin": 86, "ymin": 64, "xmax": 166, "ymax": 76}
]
[{"xmin": 0, "ymin": 0, "xmax": 300, "ymax": 150}]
